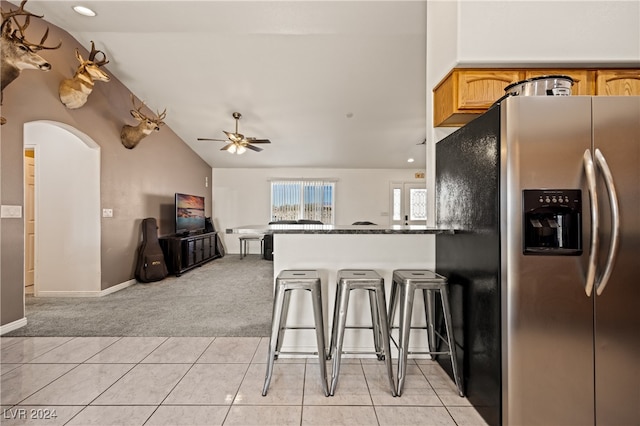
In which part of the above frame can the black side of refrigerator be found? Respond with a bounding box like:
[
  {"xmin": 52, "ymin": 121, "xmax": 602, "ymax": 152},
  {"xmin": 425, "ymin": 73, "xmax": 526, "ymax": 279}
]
[{"xmin": 435, "ymin": 105, "xmax": 501, "ymax": 426}]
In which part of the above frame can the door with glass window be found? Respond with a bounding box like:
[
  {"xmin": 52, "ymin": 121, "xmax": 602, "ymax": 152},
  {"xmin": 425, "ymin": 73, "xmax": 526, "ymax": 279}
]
[{"xmin": 390, "ymin": 182, "xmax": 427, "ymax": 226}]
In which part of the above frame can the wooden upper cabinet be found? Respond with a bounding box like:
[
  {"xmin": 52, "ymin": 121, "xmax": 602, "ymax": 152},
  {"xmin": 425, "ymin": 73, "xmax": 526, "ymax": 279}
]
[
  {"xmin": 524, "ymin": 70, "xmax": 595, "ymax": 96},
  {"xmin": 596, "ymin": 70, "xmax": 640, "ymax": 95},
  {"xmin": 433, "ymin": 69, "xmax": 523, "ymax": 127},
  {"xmin": 457, "ymin": 70, "xmax": 523, "ymax": 109},
  {"xmin": 434, "ymin": 68, "xmax": 640, "ymax": 127}
]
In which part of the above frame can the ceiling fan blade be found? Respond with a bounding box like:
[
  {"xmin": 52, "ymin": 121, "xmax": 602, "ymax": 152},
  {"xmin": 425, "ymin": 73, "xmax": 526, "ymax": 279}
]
[
  {"xmin": 220, "ymin": 143, "xmax": 235, "ymax": 151},
  {"xmin": 245, "ymin": 138, "xmax": 271, "ymax": 144},
  {"xmin": 197, "ymin": 138, "xmax": 228, "ymax": 142},
  {"xmin": 244, "ymin": 144, "xmax": 263, "ymax": 152}
]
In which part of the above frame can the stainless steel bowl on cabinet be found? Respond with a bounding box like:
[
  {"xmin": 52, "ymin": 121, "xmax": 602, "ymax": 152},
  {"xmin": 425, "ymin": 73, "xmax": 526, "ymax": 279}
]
[{"xmin": 504, "ymin": 75, "xmax": 574, "ymax": 96}]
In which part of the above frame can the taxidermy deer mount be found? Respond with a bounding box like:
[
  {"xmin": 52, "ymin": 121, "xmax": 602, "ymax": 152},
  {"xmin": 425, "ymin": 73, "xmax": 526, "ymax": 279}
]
[
  {"xmin": 1, "ymin": 0, "xmax": 61, "ymax": 125},
  {"xmin": 59, "ymin": 40, "xmax": 110, "ymax": 109},
  {"xmin": 120, "ymin": 94, "xmax": 167, "ymax": 149}
]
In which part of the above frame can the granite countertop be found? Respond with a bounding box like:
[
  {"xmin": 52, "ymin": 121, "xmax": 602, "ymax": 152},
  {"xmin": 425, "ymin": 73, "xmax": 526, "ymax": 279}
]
[{"xmin": 226, "ymin": 224, "xmax": 455, "ymax": 235}]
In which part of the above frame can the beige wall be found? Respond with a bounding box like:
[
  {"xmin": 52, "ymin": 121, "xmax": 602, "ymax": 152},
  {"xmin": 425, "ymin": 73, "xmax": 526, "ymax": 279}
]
[
  {"xmin": 0, "ymin": 4, "xmax": 212, "ymax": 327},
  {"xmin": 213, "ymin": 168, "xmax": 423, "ymax": 253}
]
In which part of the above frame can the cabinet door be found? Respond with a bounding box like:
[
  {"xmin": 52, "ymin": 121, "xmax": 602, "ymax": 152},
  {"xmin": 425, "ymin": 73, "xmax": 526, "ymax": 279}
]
[
  {"xmin": 457, "ymin": 70, "xmax": 523, "ymax": 109},
  {"xmin": 524, "ymin": 70, "xmax": 595, "ymax": 95},
  {"xmin": 194, "ymin": 237, "xmax": 204, "ymax": 263},
  {"xmin": 184, "ymin": 239, "xmax": 196, "ymax": 267},
  {"xmin": 434, "ymin": 69, "xmax": 523, "ymax": 127},
  {"xmin": 596, "ymin": 70, "xmax": 640, "ymax": 95},
  {"xmin": 202, "ymin": 235, "xmax": 212, "ymax": 259}
]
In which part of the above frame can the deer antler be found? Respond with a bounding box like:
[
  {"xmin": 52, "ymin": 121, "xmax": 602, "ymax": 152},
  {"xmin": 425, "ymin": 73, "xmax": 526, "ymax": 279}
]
[
  {"xmin": 1, "ymin": 0, "xmax": 40, "ymax": 25},
  {"xmin": 87, "ymin": 40, "xmax": 109, "ymax": 66},
  {"xmin": 130, "ymin": 94, "xmax": 167, "ymax": 124},
  {"xmin": 130, "ymin": 93, "xmax": 147, "ymax": 115},
  {"xmin": 1, "ymin": 0, "xmax": 61, "ymax": 51},
  {"xmin": 156, "ymin": 108, "xmax": 167, "ymax": 122}
]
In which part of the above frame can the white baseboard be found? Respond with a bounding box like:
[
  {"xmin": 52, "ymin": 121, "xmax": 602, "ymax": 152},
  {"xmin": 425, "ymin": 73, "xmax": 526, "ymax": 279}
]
[
  {"xmin": 0, "ymin": 317, "xmax": 27, "ymax": 335},
  {"xmin": 35, "ymin": 279, "xmax": 136, "ymax": 298},
  {"xmin": 1, "ymin": 280, "xmax": 137, "ymax": 334}
]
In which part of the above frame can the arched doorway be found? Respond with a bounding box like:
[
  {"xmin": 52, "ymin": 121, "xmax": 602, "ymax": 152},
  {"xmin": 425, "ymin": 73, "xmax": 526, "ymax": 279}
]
[{"xmin": 24, "ymin": 121, "xmax": 101, "ymax": 297}]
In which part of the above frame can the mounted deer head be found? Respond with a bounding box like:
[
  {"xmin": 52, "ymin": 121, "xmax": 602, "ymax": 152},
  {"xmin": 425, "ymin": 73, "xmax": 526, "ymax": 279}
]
[
  {"xmin": 120, "ymin": 95, "xmax": 167, "ymax": 149},
  {"xmin": 1, "ymin": 0, "xmax": 61, "ymax": 125},
  {"xmin": 59, "ymin": 41, "xmax": 110, "ymax": 109}
]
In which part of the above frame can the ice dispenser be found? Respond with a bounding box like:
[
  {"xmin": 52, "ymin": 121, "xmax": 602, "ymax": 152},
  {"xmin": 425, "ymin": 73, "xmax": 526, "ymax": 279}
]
[{"xmin": 523, "ymin": 189, "xmax": 582, "ymax": 255}]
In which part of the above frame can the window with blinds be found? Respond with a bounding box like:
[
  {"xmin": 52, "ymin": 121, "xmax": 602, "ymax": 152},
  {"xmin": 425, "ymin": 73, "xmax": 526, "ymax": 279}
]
[{"xmin": 270, "ymin": 180, "xmax": 335, "ymax": 224}]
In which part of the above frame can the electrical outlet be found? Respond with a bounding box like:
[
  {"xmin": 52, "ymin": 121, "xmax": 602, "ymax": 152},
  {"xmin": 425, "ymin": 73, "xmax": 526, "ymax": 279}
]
[{"xmin": 102, "ymin": 208, "xmax": 113, "ymax": 218}]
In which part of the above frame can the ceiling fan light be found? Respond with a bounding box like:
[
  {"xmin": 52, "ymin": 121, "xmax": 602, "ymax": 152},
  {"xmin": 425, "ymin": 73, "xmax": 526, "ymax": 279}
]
[
  {"xmin": 236, "ymin": 145, "xmax": 247, "ymax": 155},
  {"xmin": 227, "ymin": 144, "xmax": 237, "ymax": 154}
]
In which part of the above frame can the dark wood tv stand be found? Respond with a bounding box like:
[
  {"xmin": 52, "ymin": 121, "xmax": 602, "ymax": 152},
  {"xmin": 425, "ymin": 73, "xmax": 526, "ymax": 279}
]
[{"xmin": 159, "ymin": 231, "xmax": 222, "ymax": 276}]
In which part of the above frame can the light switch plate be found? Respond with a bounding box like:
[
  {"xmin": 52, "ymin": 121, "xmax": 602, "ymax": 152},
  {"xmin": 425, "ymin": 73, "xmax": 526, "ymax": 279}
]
[{"xmin": 1, "ymin": 205, "xmax": 23, "ymax": 218}]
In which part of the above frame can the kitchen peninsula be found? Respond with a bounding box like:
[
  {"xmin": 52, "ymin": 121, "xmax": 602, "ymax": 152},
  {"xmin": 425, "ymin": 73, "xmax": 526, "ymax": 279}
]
[{"xmin": 227, "ymin": 224, "xmax": 454, "ymax": 355}]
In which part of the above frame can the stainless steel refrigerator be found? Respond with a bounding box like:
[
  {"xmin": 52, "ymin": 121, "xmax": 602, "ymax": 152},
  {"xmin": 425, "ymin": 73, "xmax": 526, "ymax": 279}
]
[{"xmin": 435, "ymin": 96, "xmax": 639, "ymax": 425}]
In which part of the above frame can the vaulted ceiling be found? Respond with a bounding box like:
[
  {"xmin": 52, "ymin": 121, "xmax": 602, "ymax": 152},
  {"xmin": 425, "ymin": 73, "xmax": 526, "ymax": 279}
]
[{"xmin": 20, "ymin": 1, "xmax": 427, "ymax": 169}]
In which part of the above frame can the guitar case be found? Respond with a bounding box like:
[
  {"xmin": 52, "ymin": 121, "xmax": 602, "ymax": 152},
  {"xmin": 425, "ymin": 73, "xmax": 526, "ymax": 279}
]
[{"xmin": 135, "ymin": 217, "xmax": 168, "ymax": 283}]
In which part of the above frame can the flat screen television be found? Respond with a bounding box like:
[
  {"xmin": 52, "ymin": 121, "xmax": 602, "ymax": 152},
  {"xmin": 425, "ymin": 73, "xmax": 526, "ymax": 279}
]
[{"xmin": 175, "ymin": 193, "xmax": 205, "ymax": 235}]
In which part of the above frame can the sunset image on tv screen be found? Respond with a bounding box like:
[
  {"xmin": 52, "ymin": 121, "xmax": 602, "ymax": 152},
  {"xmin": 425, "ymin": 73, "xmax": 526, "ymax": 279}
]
[
  {"xmin": 177, "ymin": 194, "xmax": 204, "ymax": 210},
  {"xmin": 176, "ymin": 194, "xmax": 205, "ymax": 232}
]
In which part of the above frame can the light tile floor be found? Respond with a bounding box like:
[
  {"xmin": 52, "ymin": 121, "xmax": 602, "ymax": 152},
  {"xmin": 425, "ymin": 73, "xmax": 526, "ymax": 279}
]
[{"xmin": 1, "ymin": 336, "xmax": 488, "ymax": 426}]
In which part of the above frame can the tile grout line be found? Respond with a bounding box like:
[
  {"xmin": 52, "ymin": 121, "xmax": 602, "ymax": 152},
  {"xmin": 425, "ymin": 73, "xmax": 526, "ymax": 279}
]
[
  {"xmin": 64, "ymin": 337, "xmax": 183, "ymax": 425},
  {"xmin": 221, "ymin": 337, "xmax": 263, "ymax": 425},
  {"xmin": 142, "ymin": 336, "xmax": 221, "ymax": 425},
  {"xmin": 2, "ymin": 336, "xmax": 484, "ymax": 426},
  {"xmin": 415, "ymin": 359, "xmax": 464, "ymax": 424},
  {"xmin": 9, "ymin": 336, "xmax": 123, "ymax": 408},
  {"xmin": 299, "ymin": 359, "xmax": 308, "ymax": 426},
  {"xmin": 359, "ymin": 359, "xmax": 383, "ymax": 426}
]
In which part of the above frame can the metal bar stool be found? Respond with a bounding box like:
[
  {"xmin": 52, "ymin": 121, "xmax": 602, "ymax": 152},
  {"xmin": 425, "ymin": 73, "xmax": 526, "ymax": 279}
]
[
  {"xmin": 328, "ymin": 269, "xmax": 396, "ymax": 396},
  {"xmin": 239, "ymin": 234, "xmax": 264, "ymax": 259},
  {"xmin": 388, "ymin": 269, "xmax": 463, "ymax": 397},
  {"xmin": 263, "ymin": 270, "xmax": 329, "ymax": 397}
]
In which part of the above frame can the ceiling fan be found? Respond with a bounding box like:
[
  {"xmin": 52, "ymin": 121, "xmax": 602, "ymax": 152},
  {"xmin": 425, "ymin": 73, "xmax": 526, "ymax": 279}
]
[{"xmin": 197, "ymin": 112, "xmax": 271, "ymax": 154}]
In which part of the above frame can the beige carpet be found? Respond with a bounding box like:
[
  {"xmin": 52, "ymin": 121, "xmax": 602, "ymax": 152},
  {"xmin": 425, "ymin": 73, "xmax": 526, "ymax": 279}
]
[{"xmin": 5, "ymin": 255, "xmax": 274, "ymax": 337}]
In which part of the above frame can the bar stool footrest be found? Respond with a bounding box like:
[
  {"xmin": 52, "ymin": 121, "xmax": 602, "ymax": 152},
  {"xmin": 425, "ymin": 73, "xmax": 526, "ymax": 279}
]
[
  {"xmin": 280, "ymin": 326, "xmax": 318, "ymax": 330},
  {"xmin": 276, "ymin": 351, "xmax": 322, "ymax": 356},
  {"xmin": 341, "ymin": 326, "xmax": 376, "ymax": 330},
  {"xmin": 389, "ymin": 330, "xmax": 450, "ymax": 348}
]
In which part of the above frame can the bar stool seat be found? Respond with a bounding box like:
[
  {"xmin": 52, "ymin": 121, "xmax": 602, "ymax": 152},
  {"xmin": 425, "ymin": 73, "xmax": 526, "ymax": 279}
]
[
  {"xmin": 389, "ymin": 269, "xmax": 463, "ymax": 397},
  {"xmin": 239, "ymin": 234, "xmax": 264, "ymax": 259},
  {"xmin": 263, "ymin": 270, "xmax": 329, "ymax": 397},
  {"xmin": 328, "ymin": 269, "xmax": 396, "ymax": 396}
]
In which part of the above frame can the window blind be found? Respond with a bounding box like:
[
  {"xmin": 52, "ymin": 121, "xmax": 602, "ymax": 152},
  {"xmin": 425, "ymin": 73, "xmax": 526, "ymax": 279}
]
[{"xmin": 271, "ymin": 180, "xmax": 335, "ymax": 224}]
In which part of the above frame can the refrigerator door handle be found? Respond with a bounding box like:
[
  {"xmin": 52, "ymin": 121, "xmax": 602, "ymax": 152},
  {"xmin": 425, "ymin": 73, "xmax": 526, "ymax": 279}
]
[
  {"xmin": 583, "ymin": 149, "xmax": 599, "ymax": 297},
  {"xmin": 594, "ymin": 149, "xmax": 620, "ymax": 296}
]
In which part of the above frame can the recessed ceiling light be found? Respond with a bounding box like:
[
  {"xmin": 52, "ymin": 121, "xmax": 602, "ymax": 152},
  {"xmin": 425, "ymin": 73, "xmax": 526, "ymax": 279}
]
[
  {"xmin": 73, "ymin": 5, "xmax": 96, "ymax": 17},
  {"xmin": 407, "ymin": 158, "xmax": 415, "ymax": 163}
]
